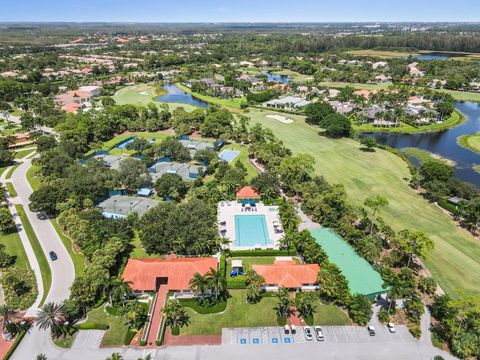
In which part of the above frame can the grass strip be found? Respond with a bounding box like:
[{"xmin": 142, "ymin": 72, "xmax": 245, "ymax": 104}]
[
  {"xmin": 6, "ymin": 182, "xmax": 17, "ymax": 198},
  {"xmin": 5, "ymin": 164, "xmax": 20, "ymax": 180},
  {"xmin": 14, "ymin": 204, "xmax": 51, "ymax": 306},
  {"xmin": 50, "ymin": 219, "xmax": 85, "ymax": 276}
]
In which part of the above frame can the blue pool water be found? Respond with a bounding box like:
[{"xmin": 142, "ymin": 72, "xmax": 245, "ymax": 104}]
[
  {"xmin": 235, "ymin": 215, "xmax": 271, "ymax": 247},
  {"xmin": 218, "ymin": 150, "xmax": 240, "ymax": 163}
]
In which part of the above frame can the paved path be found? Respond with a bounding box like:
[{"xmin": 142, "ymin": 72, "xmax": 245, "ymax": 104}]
[
  {"xmin": 297, "ymin": 205, "xmax": 321, "ymax": 231},
  {"xmin": 10, "ymin": 157, "xmax": 75, "ymax": 305}
]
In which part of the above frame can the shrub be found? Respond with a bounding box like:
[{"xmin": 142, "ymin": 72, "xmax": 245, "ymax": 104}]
[
  {"xmin": 123, "ymin": 329, "xmax": 137, "ymax": 345},
  {"xmin": 229, "ymin": 250, "xmax": 291, "ymax": 257},
  {"xmin": 438, "ymin": 199, "xmax": 457, "ymax": 214},
  {"xmin": 170, "ymin": 326, "xmax": 180, "ymax": 336},
  {"xmin": 178, "ymin": 298, "xmax": 227, "ymax": 314},
  {"xmin": 76, "ymin": 322, "xmax": 109, "ymax": 330},
  {"xmin": 409, "ymin": 325, "xmax": 422, "ymax": 338},
  {"xmin": 377, "ymin": 308, "xmax": 390, "ymax": 323}
]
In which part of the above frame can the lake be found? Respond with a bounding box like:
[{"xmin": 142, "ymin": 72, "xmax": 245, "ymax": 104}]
[
  {"xmin": 263, "ymin": 71, "xmax": 291, "ymax": 84},
  {"xmin": 157, "ymin": 83, "xmax": 210, "ymax": 108},
  {"xmin": 363, "ymin": 101, "xmax": 480, "ymax": 186},
  {"xmin": 410, "ymin": 52, "xmax": 466, "ymax": 60}
]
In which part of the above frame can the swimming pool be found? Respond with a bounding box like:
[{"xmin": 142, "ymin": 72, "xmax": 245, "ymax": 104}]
[
  {"xmin": 218, "ymin": 150, "xmax": 240, "ymax": 163},
  {"xmin": 235, "ymin": 215, "xmax": 271, "ymax": 247}
]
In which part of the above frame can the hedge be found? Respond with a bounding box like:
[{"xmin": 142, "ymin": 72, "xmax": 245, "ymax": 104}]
[
  {"xmin": 438, "ymin": 199, "xmax": 457, "ymax": 214},
  {"xmin": 3, "ymin": 331, "xmax": 27, "ymax": 360},
  {"xmin": 229, "ymin": 249, "xmax": 292, "ymax": 257},
  {"xmin": 123, "ymin": 329, "xmax": 137, "ymax": 346},
  {"xmin": 76, "ymin": 322, "xmax": 109, "ymax": 330}
]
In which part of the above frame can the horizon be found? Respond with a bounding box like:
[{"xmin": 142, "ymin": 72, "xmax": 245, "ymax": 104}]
[{"xmin": 2, "ymin": 0, "xmax": 480, "ymax": 23}]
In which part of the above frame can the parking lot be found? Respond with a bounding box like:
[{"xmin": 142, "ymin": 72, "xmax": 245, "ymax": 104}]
[{"xmin": 222, "ymin": 325, "xmax": 415, "ymax": 345}]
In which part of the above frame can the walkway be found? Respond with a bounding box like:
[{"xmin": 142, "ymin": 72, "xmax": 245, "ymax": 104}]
[
  {"xmin": 296, "ymin": 205, "xmax": 321, "ymax": 231},
  {"xmin": 146, "ymin": 286, "xmax": 169, "ymax": 346}
]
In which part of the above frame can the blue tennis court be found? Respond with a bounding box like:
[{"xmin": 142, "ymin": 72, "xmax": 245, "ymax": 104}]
[
  {"xmin": 235, "ymin": 215, "xmax": 271, "ymax": 247},
  {"xmin": 218, "ymin": 150, "xmax": 240, "ymax": 163},
  {"xmin": 116, "ymin": 137, "xmax": 135, "ymax": 149}
]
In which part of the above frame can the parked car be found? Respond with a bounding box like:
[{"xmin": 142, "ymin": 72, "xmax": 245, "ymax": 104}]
[
  {"xmin": 304, "ymin": 326, "xmax": 313, "ymax": 341},
  {"xmin": 49, "ymin": 251, "xmax": 58, "ymax": 261},
  {"xmin": 387, "ymin": 323, "xmax": 396, "ymax": 333},
  {"xmin": 314, "ymin": 326, "xmax": 325, "ymax": 341},
  {"xmin": 367, "ymin": 325, "xmax": 376, "ymax": 336},
  {"xmin": 291, "ymin": 325, "xmax": 297, "ymax": 334},
  {"xmin": 284, "ymin": 325, "xmax": 291, "ymax": 334}
]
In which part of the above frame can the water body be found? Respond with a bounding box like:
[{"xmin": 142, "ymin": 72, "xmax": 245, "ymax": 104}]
[
  {"xmin": 363, "ymin": 101, "xmax": 480, "ymax": 186},
  {"xmin": 410, "ymin": 52, "xmax": 467, "ymax": 60},
  {"xmin": 263, "ymin": 71, "xmax": 291, "ymax": 84},
  {"xmin": 157, "ymin": 83, "xmax": 210, "ymax": 108}
]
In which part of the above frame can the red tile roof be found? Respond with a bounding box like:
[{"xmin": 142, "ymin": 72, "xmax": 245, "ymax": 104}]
[
  {"xmin": 61, "ymin": 103, "xmax": 82, "ymax": 113},
  {"xmin": 236, "ymin": 186, "xmax": 260, "ymax": 198},
  {"xmin": 252, "ymin": 262, "xmax": 320, "ymax": 289},
  {"xmin": 122, "ymin": 257, "xmax": 217, "ymax": 292}
]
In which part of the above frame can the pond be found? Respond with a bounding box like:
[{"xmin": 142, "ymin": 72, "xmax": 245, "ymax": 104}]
[
  {"xmin": 410, "ymin": 52, "xmax": 466, "ymax": 60},
  {"xmin": 263, "ymin": 71, "xmax": 291, "ymax": 84},
  {"xmin": 363, "ymin": 101, "xmax": 480, "ymax": 186},
  {"xmin": 156, "ymin": 83, "xmax": 210, "ymax": 108}
]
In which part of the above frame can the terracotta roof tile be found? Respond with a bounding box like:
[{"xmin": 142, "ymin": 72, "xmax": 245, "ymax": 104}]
[{"xmin": 252, "ymin": 263, "xmax": 320, "ymax": 289}]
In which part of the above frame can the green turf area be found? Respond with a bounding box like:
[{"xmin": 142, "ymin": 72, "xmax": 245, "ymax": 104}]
[
  {"xmin": 130, "ymin": 231, "xmax": 158, "ymax": 258},
  {"xmin": 51, "ymin": 219, "xmax": 85, "ymax": 276},
  {"xmin": 272, "ymin": 69, "xmax": 314, "ymax": 83},
  {"xmin": 176, "ymin": 83, "xmax": 246, "ymax": 110},
  {"xmin": 85, "ymin": 305, "xmax": 131, "ymax": 346},
  {"xmin": 248, "ymin": 108, "xmax": 480, "ymax": 296},
  {"xmin": 354, "ymin": 111, "xmax": 464, "ymax": 134},
  {"xmin": 6, "ymin": 182, "xmax": 17, "ymax": 197},
  {"xmin": 345, "ymin": 49, "xmax": 419, "ymax": 58},
  {"xmin": 113, "ymin": 84, "xmax": 197, "ymax": 112},
  {"xmin": 222, "ymin": 143, "xmax": 258, "ymax": 180},
  {"xmin": 311, "ymin": 229, "xmax": 385, "ymax": 300},
  {"xmin": 457, "ymin": 133, "xmax": 480, "ymax": 154},
  {"xmin": 0, "ymin": 231, "xmax": 29, "ymax": 270},
  {"xmin": 14, "ymin": 148, "xmax": 35, "ymax": 160},
  {"xmin": 180, "ymin": 290, "xmax": 278, "ymax": 335},
  {"xmin": 15, "ymin": 205, "xmax": 51, "ymax": 305},
  {"xmin": 402, "ymin": 148, "xmax": 456, "ymax": 166},
  {"xmin": 313, "ymin": 302, "xmax": 352, "ymax": 325},
  {"xmin": 53, "ymin": 334, "xmax": 76, "ymax": 348},
  {"xmin": 26, "ymin": 164, "xmax": 42, "ymax": 191},
  {"xmin": 5, "ymin": 164, "xmax": 20, "ymax": 180}
]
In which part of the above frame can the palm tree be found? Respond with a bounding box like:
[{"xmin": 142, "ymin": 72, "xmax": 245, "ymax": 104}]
[
  {"xmin": 245, "ymin": 270, "xmax": 265, "ymax": 304},
  {"xmin": 274, "ymin": 288, "xmax": 294, "ymax": 320},
  {"xmin": 296, "ymin": 292, "xmax": 317, "ymax": 319},
  {"xmin": 162, "ymin": 301, "xmax": 190, "ymax": 330},
  {"xmin": 206, "ymin": 268, "xmax": 227, "ymax": 301},
  {"xmin": 189, "ymin": 273, "xmax": 208, "ymax": 297},
  {"xmin": 0, "ymin": 305, "xmax": 15, "ymax": 334},
  {"xmin": 36, "ymin": 355, "xmax": 47, "ymax": 360},
  {"xmin": 36, "ymin": 302, "xmax": 66, "ymax": 338},
  {"xmin": 106, "ymin": 353, "xmax": 123, "ymax": 360},
  {"xmin": 109, "ymin": 278, "xmax": 132, "ymax": 307}
]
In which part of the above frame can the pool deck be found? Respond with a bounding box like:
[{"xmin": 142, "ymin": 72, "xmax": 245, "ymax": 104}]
[{"xmin": 217, "ymin": 201, "xmax": 283, "ymax": 250}]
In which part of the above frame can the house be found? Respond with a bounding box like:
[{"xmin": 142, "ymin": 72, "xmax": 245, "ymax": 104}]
[
  {"xmin": 122, "ymin": 256, "xmax": 218, "ymax": 296},
  {"xmin": 263, "ymin": 96, "xmax": 311, "ymax": 111},
  {"xmin": 236, "ymin": 186, "xmax": 260, "ymax": 203},
  {"xmin": 329, "ymin": 100, "xmax": 354, "ymax": 115},
  {"xmin": 54, "ymin": 89, "xmax": 95, "ymax": 113},
  {"xmin": 353, "ymin": 89, "xmax": 374, "ymax": 100},
  {"xmin": 252, "ymin": 258, "xmax": 320, "ymax": 292},
  {"xmin": 78, "ymin": 85, "xmax": 102, "ymax": 96},
  {"xmin": 375, "ymin": 74, "xmax": 392, "ymax": 83},
  {"xmin": 372, "ymin": 61, "xmax": 388, "ymax": 70}
]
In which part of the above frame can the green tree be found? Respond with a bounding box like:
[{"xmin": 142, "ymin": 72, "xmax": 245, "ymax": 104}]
[
  {"xmin": 245, "ymin": 270, "xmax": 264, "ymax": 304},
  {"xmin": 364, "ymin": 195, "xmax": 389, "ymax": 234},
  {"xmin": 162, "ymin": 300, "xmax": 190, "ymax": 331},
  {"xmin": 117, "ymin": 158, "xmax": 152, "ymax": 191},
  {"xmin": 317, "ymin": 263, "xmax": 350, "ymax": 305},
  {"xmin": 348, "ymin": 294, "xmax": 372, "ymax": 325},
  {"xmin": 274, "ymin": 288, "xmax": 294, "ymax": 320},
  {"xmin": 360, "ymin": 137, "xmax": 377, "ymax": 151},
  {"xmin": 154, "ymin": 173, "xmax": 188, "ymax": 201},
  {"xmin": 397, "ymin": 230, "xmax": 434, "ymax": 268},
  {"xmin": 206, "ymin": 267, "xmax": 227, "ymax": 301},
  {"xmin": 106, "ymin": 353, "xmax": 123, "ymax": 360},
  {"xmin": 296, "ymin": 292, "xmax": 317, "ymax": 320},
  {"xmin": 0, "ymin": 208, "xmax": 16, "ymax": 234},
  {"xmin": 36, "ymin": 302, "xmax": 66, "ymax": 338},
  {"xmin": 189, "ymin": 273, "xmax": 209, "ymax": 297}
]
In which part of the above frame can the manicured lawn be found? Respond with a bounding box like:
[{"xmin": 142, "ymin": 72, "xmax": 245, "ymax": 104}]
[
  {"xmin": 457, "ymin": 133, "xmax": 480, "ymax": 154},
  {"xmin": 354, "ymin": 110, "xmax": 464, "ymax": 134},
  {"xmin": 14, "ymin": 148, "xmax": 35, "ymax": 160},
  {"xmin": 248, "ymin": 108, "xmax": 480, "ymax": 296},
  {"xmin": 0, "ymin": 231, "xmax": 29, "ymax": 270},
  {"xmin": 53, "ymin": 333, "xmax": 76, "ymax": 348},
  {"xmin": 180, "ymin": 290, "xmax": 279, "ymax": 335},
  {"xmin": 113, "ymin": 84, "xmax": 197, "ymax": 112},
  {"xmin": 15, "ymin": 205, "xmax": 51, "ymax": 305},
  {"xmin": 5, "ymin": 164, "xmax": 20, "ymax": 180},
  {"xmin": 272, "ymin": 69, "xmax": 314, "ymax": 83},
  {"xmin": 226, "ymin": 256, "xmax": 300, "ymax": 273},
  {"xmin": 222, "ymin": 143, "xmax": 258, "ymax": 180},
  {"xmin": 51, "ymin": 219, "xmax": 85, "ymax": 276},
  {"xmin": 86, "ymin": 305, "xmax": 131, "ymax": 347},
  {"xmin": 26, "ymin": 164, "xmax": 42, "ymax": 191},
  {"xmin": 176, "ymin": 83, "xmax": 246, "ymax": 110},
  {"xmin": 345, "ymin": 49, "xmax": 419, "ymax": 58},
  {"xmin": 312, "ymin": 302, "xmax": 352, "ymax": 325},
  {"xmin": 6, "ymin": 182, "xmax": 17, "ymax": 197},
  {"xmin": 129, "ymin": 232, "xmax": 159, "ymax": 259}
]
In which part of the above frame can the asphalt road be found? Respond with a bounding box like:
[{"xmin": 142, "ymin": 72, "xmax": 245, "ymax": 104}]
[{"xmin": 10, "ymin": 158, "xmax": 75, "ymax": 305}]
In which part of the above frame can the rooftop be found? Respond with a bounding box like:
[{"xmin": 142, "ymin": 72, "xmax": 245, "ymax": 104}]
[
  {"xmin": 252, "ymin": 260, "xmax": 320, "ymax": 288},
  {"xmin": 97, "ymin": 195, "xmax": 160, "ymax": 218}
]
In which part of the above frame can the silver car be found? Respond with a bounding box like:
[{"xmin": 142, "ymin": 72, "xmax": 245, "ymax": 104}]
[
  {"xmin": 314, "ymin": 326, "xmax": 325, "ymax": 341},
  {"xmin": 304, "ymin": 326, "xmax": 313, "ymax": 341}
]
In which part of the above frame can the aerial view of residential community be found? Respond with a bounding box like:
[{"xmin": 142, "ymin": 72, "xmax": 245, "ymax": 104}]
[{"xmin": 0, "ymin": 1, "xmax": 480, "ymax": 359}]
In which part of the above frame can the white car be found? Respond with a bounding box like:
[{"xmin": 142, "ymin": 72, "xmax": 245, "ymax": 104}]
[
  {"xmin": 387, "ymin": 323, "xmax": 396, "ymax": 333},
  {"xmin": 304, "ymin": 326, "xmax": 313, "ymax": 341},
  {"xmin": 291, "ymin": 325, "xmax": 297, "ymax": 334},
  {"xmin": 314, "ymin": 326, "xmax": 325, "ymax": 341},
  {"xmin": 284, "ymin": 324, "xmax": 291, "ymax": 334},
  {"xmin": 367, "ymin": 325, "xmax": 376, "ymax": 336}
]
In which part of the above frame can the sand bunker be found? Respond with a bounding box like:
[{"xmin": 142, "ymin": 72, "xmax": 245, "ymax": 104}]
[
  {"xmin": 139, "ymin": 91, "xmax": 149, "ymax": 95},
  {"xmin": 266, "ymin": 114, "xmax": 293, "ymax": 124}
]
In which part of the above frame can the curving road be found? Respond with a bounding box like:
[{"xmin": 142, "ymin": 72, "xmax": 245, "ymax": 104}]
[{"xmin": 10, "ymin": 157, "xmax": 75, "ymax": 305}]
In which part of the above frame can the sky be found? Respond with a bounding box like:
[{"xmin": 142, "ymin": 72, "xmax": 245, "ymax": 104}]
[{"xmin": 1, "ymin": 0, "xmax": 480, "ymax": 23}]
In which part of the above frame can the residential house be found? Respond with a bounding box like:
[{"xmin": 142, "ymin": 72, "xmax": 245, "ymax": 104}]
[{"xmin": 263, "ymin": 96, "xmax": 311, "ymax": 111}]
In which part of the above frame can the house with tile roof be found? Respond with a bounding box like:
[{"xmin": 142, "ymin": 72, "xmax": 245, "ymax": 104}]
[
  {"xmin": 252, "ymin": 258, "xmax": 320, "ymax": 292},
  {"xmin": 236, "ymin": 186, "xmax": 260, "ymax": 203}
]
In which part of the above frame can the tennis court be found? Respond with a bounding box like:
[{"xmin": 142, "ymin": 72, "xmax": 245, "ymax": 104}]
[{"xmin": 218, "ymin": 150, "xmax": 240, "ymax": 163}]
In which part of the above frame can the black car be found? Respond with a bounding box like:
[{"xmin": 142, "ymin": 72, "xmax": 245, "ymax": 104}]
[{"xmin": 49, "ymin": 251, "xmax": 58, "ymax": 261}]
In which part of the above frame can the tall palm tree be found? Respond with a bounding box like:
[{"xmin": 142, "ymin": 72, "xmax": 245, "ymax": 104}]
[
  {"xmin": 109, "ymin": 278, "xmax": 132, "ymax": 307},
  {"xmin": 36, "ymin": 302, "xmax": 66, "ymax": 338},
  {"xmin": 189, "ymin": 273, "xmax": 208, "ymax": 297},
  {"xmin": 0, "ymin": 305, "xmax": 19, "ymax": 337},
  {"xmin": 162, "ymin": 301, "xmax": 190, "ymax": 330},
  {"xmin": 206, "ymin": 268, "xmax": 227, "ymax": 301},
  {"xmin": 274, "ymin": 288, "xmax": 294, "ymax": 320}
]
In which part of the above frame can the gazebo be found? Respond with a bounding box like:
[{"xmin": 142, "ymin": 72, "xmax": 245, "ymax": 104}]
[{"xmin": 236, "ymin": 186, "xmax": 260, "ymax": 204}]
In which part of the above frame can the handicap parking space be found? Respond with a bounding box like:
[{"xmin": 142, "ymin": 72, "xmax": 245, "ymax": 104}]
[{"xmin": 222, "ymin": 325, "xmax": 416, "ymax": 346}]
